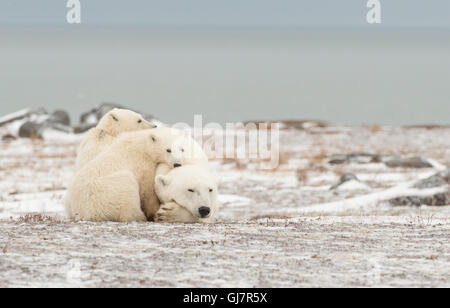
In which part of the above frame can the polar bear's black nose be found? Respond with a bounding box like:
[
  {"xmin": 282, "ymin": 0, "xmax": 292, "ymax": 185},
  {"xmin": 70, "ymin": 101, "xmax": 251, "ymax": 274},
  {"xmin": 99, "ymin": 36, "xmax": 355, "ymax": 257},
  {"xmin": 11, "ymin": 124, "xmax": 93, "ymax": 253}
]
[
  {"xmin": 173, "ymin": 163, "xmax": 181, "ymax": 168},
  {"xmin": 198, "ymin": 206, "xmax": 211, "ymax": 218}
]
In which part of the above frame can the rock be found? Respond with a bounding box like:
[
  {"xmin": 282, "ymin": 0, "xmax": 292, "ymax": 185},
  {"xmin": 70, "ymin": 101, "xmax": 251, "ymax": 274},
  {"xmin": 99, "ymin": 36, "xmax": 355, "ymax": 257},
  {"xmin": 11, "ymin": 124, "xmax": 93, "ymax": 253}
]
[
  {"xmin": 0, "ymin": 109, "xmax": 31, "ymax": 127},
  {"xmin": 74, "ymin": 123, "xmax": 96, "ymax": 134},
  {"xmin": 385, "ymin": 156, "xmax": 433, "ymax": 169},
  {"xmin": 49, "ymin": 110, "xmax": 71, "ymax": 126},
  {"xmin": 390, "ymin": 193, "xmax": 449, "ymax": 206},
  {"xmin": 329, "ymin": 154, "xmax": 433, "ymax": 169},
  {"xmin": 328, "ymin": 154, "xmax": 348, "ymax": 165},
  {"xmin": 18, "ymin": 121, "xmax": 43, "ymax": 139},
  {"xmin": 43, "ymin": 109, "xmax": 73, "ymax": 135},
  {"xmin": 2, "ymin": 134, "xmax": 16, "ymax": 141},
  {"xmin": 328, "ymin": 153, "xmax": 382, "ymax": 165},
  {"xmin": 330, "ymin": 173, "xmax": 360, "ymax": 190},
  {"xmin": 0, "ymin": 108, "xmax": 47, "ymax": 127},
  {"xmin": 441, "ymin": 168, "xmax": 450, "ymax": 182},
  {"xmin": 97, "ymin": 103, "xmax": 124, "ymax": 119},
  {"xmin": 18, "ymin": 118, "xmax": 73, "ymax": 139},
  {"xmin": 1, "ymin": 108, "xmax": 50, "ymax": 139},
  {"xmin": 413, "ymin": 168, "xmax": 450, "ymax": 189},
  {"xmin": 390, "ymin": 168, "xmax": 449, "ymax": 206},
  {"xmin": 41, "ymin": 121, "xmax": 73, "ymax": 134}
]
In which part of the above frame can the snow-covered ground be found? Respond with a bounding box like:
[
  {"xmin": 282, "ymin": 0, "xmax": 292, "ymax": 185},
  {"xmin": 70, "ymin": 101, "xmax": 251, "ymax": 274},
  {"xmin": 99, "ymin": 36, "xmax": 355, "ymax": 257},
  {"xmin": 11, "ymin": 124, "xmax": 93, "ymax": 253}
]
[{"xmin": 0, "ymin": 124, "xmax": 449, "ymax": 287}]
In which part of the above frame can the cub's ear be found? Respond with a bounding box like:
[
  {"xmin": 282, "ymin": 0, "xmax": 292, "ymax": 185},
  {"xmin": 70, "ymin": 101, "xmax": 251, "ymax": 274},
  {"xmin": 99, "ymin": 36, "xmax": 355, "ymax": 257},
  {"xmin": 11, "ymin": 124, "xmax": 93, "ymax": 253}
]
[
  {"xmin": 150, "ymin": 134, "xmax": 157, "ymax": 142},
  {"xmin": 110, "ymin": 113, "xmax": 119, "ymax": 122},
  {"xmin": 155, "ymin": 175, "xmax": 170, "ymax": 187}
]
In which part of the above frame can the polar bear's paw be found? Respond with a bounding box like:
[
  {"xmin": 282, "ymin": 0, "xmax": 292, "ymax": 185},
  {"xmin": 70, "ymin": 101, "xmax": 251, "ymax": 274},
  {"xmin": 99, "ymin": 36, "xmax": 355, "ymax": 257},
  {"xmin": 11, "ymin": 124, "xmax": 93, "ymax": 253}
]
[{"xmin": 155, "ymin": 202, "xmax": 198, "ymax": 223}]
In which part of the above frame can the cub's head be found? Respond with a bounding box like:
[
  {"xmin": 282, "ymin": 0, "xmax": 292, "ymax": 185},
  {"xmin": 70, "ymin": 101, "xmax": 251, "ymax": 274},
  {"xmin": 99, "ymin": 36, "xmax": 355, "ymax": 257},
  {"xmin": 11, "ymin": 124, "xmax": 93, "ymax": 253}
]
[
  {"xmin": 97, "ymin": 108, "xmax": 156, "ymax": 136},
  {"xmin": 155, "ymin": 165, "xmax": 219, "ymax": 220},
  {"xmin": 146, "ymin": 127, "xmax": 186, "ymax": 168},
  {"xmin": 170, "ymin": 134, "xmax": 209, "ymax": 168}
]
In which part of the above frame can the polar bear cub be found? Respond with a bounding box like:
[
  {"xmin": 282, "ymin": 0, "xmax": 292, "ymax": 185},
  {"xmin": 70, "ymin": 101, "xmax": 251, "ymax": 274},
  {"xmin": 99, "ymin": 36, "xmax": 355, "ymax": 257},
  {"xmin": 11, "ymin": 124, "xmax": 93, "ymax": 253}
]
[
  {"xmin": 75, "ymin": 108, "xmax": 156, "ymax": 170},
  {"xmin": 154, "ymin": 165, "xmax": 219, "ymax": 223},
  {"xmin": 66, "ymin": 128, "xmax": 183, "ymax": 222},
  {"xmin": 155, "ymin": 132, "xmax": 209, "ymax": 176}
]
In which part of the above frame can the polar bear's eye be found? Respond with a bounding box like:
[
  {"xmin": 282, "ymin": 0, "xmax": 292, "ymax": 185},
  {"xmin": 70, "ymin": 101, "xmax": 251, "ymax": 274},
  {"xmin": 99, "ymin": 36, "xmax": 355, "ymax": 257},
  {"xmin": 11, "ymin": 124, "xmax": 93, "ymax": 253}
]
[
  {"xmin": 137, "ymin": 119, "xmax": 142, "ymax": 123},
  {"xmin": 188, "ymin": 189, "xmax": 195, "ymax": 193},
  {"xmin": 166, "ymin": 149, "xmax": 172, "ymax": 153}
]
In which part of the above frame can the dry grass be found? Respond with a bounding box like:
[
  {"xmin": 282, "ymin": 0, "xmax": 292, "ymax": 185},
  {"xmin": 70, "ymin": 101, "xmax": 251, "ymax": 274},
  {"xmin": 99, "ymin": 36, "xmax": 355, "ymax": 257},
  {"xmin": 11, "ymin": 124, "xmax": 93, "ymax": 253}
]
[
  {"xmin": 370, "ymin": 124, "xmax": 382, "ymax": 134},
  {"xmin": 295, "ymin": 168, "xmax": 309, "ymax": 183},
  {"xmin": 16, "ymin": 214, "xmax": 59, "ymax": 223},
  {"xmin": 331, "ymin": 165, "xmax": 346, "ymax": 177},
  {"xmin": 404, "ymin": 125, "xmax": 450, "ymax": 130},
  {"xmin": 0, "ymin": 162, "xmax": 21, "ymax": 171},
  {"xmin": 249, "ymin": 214, "xmax": 293, "ymax": 221},
  {"xmin": 407, "ymin": 212, "xmax": 437, "ymax": 228}
]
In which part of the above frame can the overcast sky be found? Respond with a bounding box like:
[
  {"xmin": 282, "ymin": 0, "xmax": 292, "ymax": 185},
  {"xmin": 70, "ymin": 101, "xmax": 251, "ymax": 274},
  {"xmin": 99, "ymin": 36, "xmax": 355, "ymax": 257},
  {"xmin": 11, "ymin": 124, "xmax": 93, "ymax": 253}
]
[{"xmin": 1, "ymin": 0, "xmax": 449, "ymax": 28}]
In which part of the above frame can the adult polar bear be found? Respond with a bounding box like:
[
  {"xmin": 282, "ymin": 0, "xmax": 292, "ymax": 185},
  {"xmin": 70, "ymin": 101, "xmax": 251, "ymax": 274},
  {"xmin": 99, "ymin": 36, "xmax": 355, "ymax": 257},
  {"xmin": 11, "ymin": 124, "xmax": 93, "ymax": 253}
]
[
  {"xmin": 153, "ymin": 132, "xmax": 218, "ymax": 223},
  {"xmin": 154, "ymin": 165, "xmax": 220, "ymax": 223},
  {"xmin": 66, "ymin": 128, "xmax": 185, "ymax": 222},
  {"xmin": 75, "ymin": 108, "xmax": 156, "ymax": 170}
]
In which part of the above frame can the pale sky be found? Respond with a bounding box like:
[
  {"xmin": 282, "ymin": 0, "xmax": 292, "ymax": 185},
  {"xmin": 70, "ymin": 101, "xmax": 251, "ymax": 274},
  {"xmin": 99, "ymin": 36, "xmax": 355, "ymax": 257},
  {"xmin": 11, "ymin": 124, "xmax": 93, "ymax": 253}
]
[{"xmin": 1, "ymin": 0, "xmax": 449, "ymax": 28}]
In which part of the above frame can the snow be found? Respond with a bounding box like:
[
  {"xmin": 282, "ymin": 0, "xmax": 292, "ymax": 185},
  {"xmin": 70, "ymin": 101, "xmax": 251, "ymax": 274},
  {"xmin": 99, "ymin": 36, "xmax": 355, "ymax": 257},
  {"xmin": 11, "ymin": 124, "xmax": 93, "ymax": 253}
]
[
  {"xmin": 293, "ymin": 186, "xmax": 447, "ymax": 214},
  {"xmin": 218, "ymin": 194, "xmax": 254, "ymax": 207},
  {"xmin": 357, "ymin": 172, "xmax": 418, "ymax": 183},
  {"xmin": 0, "ymin": 108, "xmax": 31, "ymax": 124},
  {"xmin": 0, "ymin": 124, "xmax": 449, "ymax": 287},
  {"xmin": 331, "ymin": 179, "xmax": 371, "ymax": 191}
]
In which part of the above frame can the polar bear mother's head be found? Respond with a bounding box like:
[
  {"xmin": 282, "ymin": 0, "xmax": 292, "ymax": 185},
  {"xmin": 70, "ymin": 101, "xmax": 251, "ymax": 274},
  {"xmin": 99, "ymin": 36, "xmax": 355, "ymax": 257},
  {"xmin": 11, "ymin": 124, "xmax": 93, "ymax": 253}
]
[{"xmin": 155, "ymin": 165, "xmax": 219, "ymax": 220}]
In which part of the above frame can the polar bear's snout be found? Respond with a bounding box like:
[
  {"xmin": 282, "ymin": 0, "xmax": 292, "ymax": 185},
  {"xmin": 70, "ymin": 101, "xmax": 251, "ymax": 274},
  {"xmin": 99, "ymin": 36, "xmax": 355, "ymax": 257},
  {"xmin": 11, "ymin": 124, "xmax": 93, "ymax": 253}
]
[{"xmin": 198, "ymin": 206, "xmax": 211, "ymax": 218}]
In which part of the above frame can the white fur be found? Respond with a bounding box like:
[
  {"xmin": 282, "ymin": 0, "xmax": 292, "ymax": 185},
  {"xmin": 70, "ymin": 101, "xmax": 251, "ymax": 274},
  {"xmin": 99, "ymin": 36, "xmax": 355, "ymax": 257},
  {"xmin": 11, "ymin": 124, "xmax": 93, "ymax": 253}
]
[
  {"xmin": 75, "ymin": 108, "xmax": 156, "ymax": 170},
  {"xmin": 155, "ymin": 165, "xmax": 220, "ymax": 223},
  {"xmin": 155, "ymin": 133, "xmax": 209, "ymax": 176},
  {"xmin": 155, "ymin": 202, "xmax": 199, "ymax": 223},
  {"xmin": 66, "ymin": 128, "xmax": 184, "ymax": 222}
]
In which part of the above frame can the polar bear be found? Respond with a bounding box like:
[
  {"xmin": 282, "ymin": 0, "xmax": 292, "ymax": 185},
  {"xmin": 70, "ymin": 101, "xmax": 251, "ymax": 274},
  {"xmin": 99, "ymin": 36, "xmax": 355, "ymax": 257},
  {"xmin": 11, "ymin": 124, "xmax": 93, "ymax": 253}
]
[
  {"xmin": 155, "ymin": 132, "xmax": 209, "ymax": 176},
  {"xmin": 154, "ymin": 165, "xmax": 219, "ymax": 223},
  {"xmin": 75, "ymin": 108, "xmax": 156, "ymax": 170},
  {"xmin": 66, "ymin": 128, "xmax": 184, "ymax": 222}
]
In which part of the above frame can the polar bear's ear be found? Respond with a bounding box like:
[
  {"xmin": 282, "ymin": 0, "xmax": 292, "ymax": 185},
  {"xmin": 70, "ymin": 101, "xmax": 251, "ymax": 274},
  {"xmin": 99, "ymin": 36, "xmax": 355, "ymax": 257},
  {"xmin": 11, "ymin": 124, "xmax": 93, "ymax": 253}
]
[
  {"xmin": 155, "ymin": 175, "xmax": 170, "ymax": 187},
  {"xmin": 110, "ymin": 113, "xmax": 119, "ymax": 122}
]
